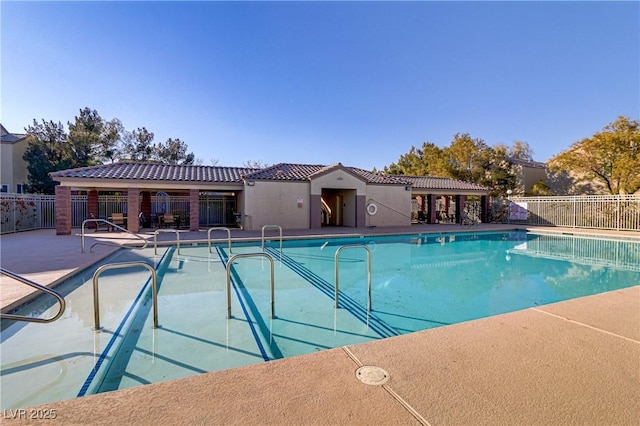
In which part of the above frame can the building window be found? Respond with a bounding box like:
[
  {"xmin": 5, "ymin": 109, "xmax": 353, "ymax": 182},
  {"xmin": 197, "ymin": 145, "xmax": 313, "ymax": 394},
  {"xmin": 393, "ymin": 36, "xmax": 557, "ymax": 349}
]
[
  {"xmin": 16, "ymin": 184, "xmax": 23, "ymax": 194},
  {"xmin": 0, "ymin": 184, "xmax": 8, "ymax": 193}
]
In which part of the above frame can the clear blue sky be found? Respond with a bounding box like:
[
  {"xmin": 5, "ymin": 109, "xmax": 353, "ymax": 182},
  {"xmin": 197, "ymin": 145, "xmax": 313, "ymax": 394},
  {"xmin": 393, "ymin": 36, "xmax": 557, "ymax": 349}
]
[{"xmin": 2, "ymin": 1, "xmax": 638, "ymax": 170}]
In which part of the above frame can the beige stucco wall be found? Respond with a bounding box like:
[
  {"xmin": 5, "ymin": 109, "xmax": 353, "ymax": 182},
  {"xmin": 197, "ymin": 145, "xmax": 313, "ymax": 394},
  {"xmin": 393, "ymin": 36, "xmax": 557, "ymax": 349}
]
[
  {"xmin": 1, "ymin": 143, "xmax": 13, "ymax": 189},
  {"xmin": 1, "ymin": 139, "xmax": 28, "ymax": 192},
  {"xmin": 365, "ymin": 185, "xmax": 412, "ymax": 227},
  {"xmin": 515, "ymin": 165, "xmax": 548, "ymax": 195},
  {"xmin": 12, "ymin": 140, "xmax": 28, "ymax": 190},
  {"xmin": 243, "ymin": 181, "xmax": 311, "ymax": 230},
  {"xmin": 310, "ymin": 170, "xmax": 367, "ymax": 195}
]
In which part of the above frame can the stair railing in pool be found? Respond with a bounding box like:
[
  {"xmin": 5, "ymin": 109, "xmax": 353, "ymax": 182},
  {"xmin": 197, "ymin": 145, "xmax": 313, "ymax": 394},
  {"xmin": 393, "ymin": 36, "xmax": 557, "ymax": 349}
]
[
  {"xmin": 92, "ymin": 262, "xmax": 158, "ymax": 331},
  {"xmin": 81, "ymin": 219, "xmax": 148, "ymax": 253},
  {"xmin": 153, "ymin": 229, "xmax": 182, "ymax": 255},
  {"xmin": 261, "ymin": 225, "xmax": 283, "ymax": 257},
  {"xmin": 334, "ymin": 245, "xmax": 372, "ymax": 312},
  {"xmin": 207, "ymin": 227, "xmax": 233, "ymax": 254},
  {"xmin": 226, "ymin": 253, "xmax": 275, "ymax": 319},
  {"xmin": 0, "ymin": 268, "xmax": 66, "ymax": 323}
]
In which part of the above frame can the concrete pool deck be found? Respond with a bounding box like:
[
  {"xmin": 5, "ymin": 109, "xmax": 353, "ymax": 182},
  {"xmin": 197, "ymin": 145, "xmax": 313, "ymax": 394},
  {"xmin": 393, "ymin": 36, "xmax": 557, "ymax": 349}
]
[{"xmin": 1, "ymin": 225, "xmax": 639, "ymax": 425}]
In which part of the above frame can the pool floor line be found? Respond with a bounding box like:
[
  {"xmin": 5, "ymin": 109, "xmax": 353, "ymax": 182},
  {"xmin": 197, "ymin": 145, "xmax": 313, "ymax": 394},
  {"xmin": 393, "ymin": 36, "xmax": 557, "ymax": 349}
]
[
  {"xmin": 77, "ymin": 248, "xmax": 172, "ymax": 397},
  {"xmin": 216, "ymin": 246, "xmax": 279, "ymax": 361},
  {"xmin": 264, "ymin": 246, "xmax": 398, "ymax": 339}
]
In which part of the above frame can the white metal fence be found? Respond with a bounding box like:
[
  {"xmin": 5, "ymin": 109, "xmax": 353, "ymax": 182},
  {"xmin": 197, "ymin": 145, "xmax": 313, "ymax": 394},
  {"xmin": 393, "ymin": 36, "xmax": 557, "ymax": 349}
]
[
  {"xmin": 509, "ymin": 233, "xmax": 640, "ymax": 272},
  {"xmin": 1, "ymin": 193, "xmax": 238, "ymax": 233},
  {"xmin": 0, "ymin": 194, "xmax": 89, "ymax": 232},
  {"xmin": 2, "ymin": 193, "xmax": 639, "ymax": 233},
  {"xmin": 493, "ymin": 195, "xmax": 640, "ymax": 231}
]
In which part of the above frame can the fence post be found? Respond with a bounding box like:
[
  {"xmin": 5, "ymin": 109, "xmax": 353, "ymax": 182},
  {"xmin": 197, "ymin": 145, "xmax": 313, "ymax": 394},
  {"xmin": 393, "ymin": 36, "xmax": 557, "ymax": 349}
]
[{"xmin": 12, "ymin": 196, "xmax": 16, "ymax": 232}]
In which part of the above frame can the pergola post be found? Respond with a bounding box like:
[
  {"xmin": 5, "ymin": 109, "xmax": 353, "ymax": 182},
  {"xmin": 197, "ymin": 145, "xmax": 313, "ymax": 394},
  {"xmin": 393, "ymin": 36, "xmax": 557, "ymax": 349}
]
[
  {"xmin": 55, "ymin": 185, "xmax": 72, "ymax": 235},
  {"xmin": 427, "ymin": 194, "xmax": 437, "ymax": 224},
  {"xmin": 189, "ymin": 189, "xmax": 199, "ymax": 231},
  {"xmin": 141, "ymin": 191, "xmax": 152, "ymax": 228},
  {"xmin": 455, "ymin": 195, "xmax": 466, "ymax": 224},
  {"xmin": 481, "ymin": 195, "xmax": 490, "ymax": 223},
  {"xmin": 87, "ymin": 189, "xmax": 99, "ymax": 229},
  {"xmin": 127, "ymin": 188, "xmax": 140, "ymax": 233}
]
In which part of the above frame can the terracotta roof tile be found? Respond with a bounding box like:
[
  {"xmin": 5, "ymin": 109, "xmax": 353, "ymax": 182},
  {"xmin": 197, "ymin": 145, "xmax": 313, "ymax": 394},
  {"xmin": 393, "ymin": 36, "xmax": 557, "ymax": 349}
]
[
  {"xmin": 49, "ymin": 161, "xmax": 489, "ymax": 192},
  {"xmin": 246, "ymin": 162, "xmax": 407, "ymax": 185},
  {"xmin": 50, "ymin": 162, "xmax": 258, "ymax": 183},
  {"xmin": 396, "ymin": 175, "xmax": 488, "ymax": 191}
]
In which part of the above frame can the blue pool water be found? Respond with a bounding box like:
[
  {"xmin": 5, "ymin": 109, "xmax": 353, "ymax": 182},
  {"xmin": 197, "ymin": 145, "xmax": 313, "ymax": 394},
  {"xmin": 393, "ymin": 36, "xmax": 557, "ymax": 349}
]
[{"xmin": 1, "ymin": 230, "xmax": 639, "ymax": 409}]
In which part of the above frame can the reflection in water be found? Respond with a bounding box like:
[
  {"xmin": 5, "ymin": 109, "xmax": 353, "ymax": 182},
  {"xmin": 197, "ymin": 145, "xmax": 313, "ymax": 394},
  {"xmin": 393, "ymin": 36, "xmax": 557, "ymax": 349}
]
[{"xmin": 507, "ymin": 233, "xmax": 640, "ymax": 272}]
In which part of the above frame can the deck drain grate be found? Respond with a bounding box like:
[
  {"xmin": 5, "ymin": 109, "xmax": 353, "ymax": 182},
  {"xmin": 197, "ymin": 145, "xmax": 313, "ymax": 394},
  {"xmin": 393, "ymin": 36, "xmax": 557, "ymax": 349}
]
[{"xmin": 356, "ymin": 366, "xmax": 389, "ymax": 385}]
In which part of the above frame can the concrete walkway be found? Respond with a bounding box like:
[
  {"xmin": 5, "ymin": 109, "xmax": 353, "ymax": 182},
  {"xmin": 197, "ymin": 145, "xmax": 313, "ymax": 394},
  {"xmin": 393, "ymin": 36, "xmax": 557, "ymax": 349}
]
[{"xmin": 1, "ymin": 225, "xmax": 639, "ymax": 425}]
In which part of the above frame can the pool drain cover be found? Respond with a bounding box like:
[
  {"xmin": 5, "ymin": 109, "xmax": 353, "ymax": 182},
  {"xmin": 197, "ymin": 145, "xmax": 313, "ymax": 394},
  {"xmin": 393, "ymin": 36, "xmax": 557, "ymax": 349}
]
[{"xmin": 356, "ymin": 366, "xmax": 389, "ymax": 385}]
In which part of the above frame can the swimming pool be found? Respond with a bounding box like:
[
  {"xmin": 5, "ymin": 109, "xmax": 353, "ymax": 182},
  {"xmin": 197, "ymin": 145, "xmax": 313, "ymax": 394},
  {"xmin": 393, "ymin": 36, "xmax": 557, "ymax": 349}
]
[{"xmin": 2, "ymin": 230, "xmax": 639, "ymax": 409}]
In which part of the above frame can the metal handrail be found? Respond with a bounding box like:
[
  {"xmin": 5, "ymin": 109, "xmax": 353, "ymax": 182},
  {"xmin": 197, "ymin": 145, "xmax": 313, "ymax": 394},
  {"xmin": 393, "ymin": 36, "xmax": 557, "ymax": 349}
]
[
  {"xmin": 154, "ymin": 229, "xmax": 182, "ymax": 255},
  {"xmin": 226, "ymin": 253, "xmax": 275, "ymax": 319},
  {"xmin": 208, "ymin": 227, "xmax": 232, "ymax": 254},
  {"xmin": 334, "ymin": 245, "xmax": 372, "ymax": 311},
  {"xmin": 261, "ymin": 225, "xmax": 283, "ymax": 256},
  {"xmin": 0, "ymin": 268, "xmax": 66, "ymax": 323},
  {"xmin": 81, "ymin": 219, "xmax": 148, "ymax": 253},
  {"xmin": 92, "ymin": 262, "xmax": 158, "ymax": 331}
]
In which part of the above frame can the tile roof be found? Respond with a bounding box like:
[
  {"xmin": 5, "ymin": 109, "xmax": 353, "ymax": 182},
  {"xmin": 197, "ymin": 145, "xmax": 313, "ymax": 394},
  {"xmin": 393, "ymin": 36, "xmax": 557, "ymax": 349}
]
[
  {"xmin": 49, "ymin": 161, "xmax": 489, "ymax": 192},
  {"xmin": 1, "ymin": 124, "xmax": 26, "ymax": 144},
  {"xmin": 50, "ymin": 162, "xmax": 258, "ymax": 183},
  {"xmin": 245, "ymin": 163, "xmax": 407, "ymax": 185},
  {"xmin": 347, "ymin": 167, "xmax": 409, "ymax": 185},
  {"xmin": 395, "ymin": 175, "xmax": 489, "ymax": 191},
  {"xmin": 245, "ymin": 163, "xmax": 327, "ymax": 181}
]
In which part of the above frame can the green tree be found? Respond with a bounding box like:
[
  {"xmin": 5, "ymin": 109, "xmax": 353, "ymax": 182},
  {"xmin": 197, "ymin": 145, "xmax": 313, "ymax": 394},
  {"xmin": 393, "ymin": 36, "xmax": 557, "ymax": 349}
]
[
  {"xmin": 508, "ymin": 140, "xmax": 534, "ymax": 161},
  {"xmin": 531, "ymin": 179, "xmax": 553, "ymax": 196},
  {"xmin": 67, "ymin": 107, "xmax": 104, "ymax": 168},
  {"xmin": 384, "ymin": 145, "xmax": 428, "ymax": 175},
  {"xmin": 123, "ymin": 127, "xmax": 155, "ymax": 161},
  {"xmin": 98, "ymin": 118, "xmax": 124, "ymax": 164},
  {"xmin": 22, "ymin": 120, "xmax": 70, "ymax": 194},
  {"xmin": 443, "ymin": 133, "xmax": 491, "ymax": 182},
  {"xmin": 383, "ymin": 133, "xmax": 519, "ymax": 196},
  {"xmin": 384, "ymin": 142, "xmax": 448, "ymax": 176},
  {"xmin": 550, "ymin": 116, "xmax": 640, "ymax": 194},
  {"xmin": 477, "ymin": 144, "xmax": 517, "ymax": 196},
  {"xmin": 157, "ymin": 138, "xmax": 195, "ymax": 164}
]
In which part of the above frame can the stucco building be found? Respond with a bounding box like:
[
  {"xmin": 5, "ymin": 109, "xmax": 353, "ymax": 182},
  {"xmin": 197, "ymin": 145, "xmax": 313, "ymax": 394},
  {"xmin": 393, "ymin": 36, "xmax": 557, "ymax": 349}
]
[
  {"xmin": 0, "ymin": 124, "xmax": 28, "ymax": 194},
  {"xmin": 50, "ymin": 162, "xmax": 490, "ymax": 235}
]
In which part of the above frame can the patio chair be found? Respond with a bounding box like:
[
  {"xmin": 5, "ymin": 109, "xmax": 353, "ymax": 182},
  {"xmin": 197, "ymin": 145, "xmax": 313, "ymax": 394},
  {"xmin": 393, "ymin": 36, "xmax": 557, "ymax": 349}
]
[
  {"xmin": 163, "ymin": 213, "xmax": 176, "ymax": 228},
  {"xmin": 110, "ymin": 213, "xmax": 126, "ymax": 231}
]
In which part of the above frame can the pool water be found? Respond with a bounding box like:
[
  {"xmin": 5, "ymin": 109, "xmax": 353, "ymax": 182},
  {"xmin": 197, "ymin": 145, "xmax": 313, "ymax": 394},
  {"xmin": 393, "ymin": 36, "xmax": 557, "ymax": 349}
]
[{"xmin": 2, "ymin": 231, "xmax": 639, "ymax": 409}]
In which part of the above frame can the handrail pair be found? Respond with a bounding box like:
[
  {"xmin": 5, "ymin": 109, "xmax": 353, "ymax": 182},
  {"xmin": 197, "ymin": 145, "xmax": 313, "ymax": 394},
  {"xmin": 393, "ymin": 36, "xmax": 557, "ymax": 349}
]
[
  {"xmin": 0, "ymin": 268, "xmax": 66, "ymax": 323},
  {"xmin": 226, "ymin": 253, "xmax": 275, "ymax": 319},
  {"xmin": 208, "ymin": 227, "xmax": 233, "ymax": 254},
  {"xmin": 92, "ymin": 262, "xmax": 158, "ymax": 330},
  {"xmin": 81, "ymin": 219, "xmax": 148, "ymax": 253},
  {"xmin": 224, "ymin": 244, "xmax": 371, "ymax": 322},
  {"xmin": 154, "ymin": 227, "xmax": 233, "ymax": 256}
]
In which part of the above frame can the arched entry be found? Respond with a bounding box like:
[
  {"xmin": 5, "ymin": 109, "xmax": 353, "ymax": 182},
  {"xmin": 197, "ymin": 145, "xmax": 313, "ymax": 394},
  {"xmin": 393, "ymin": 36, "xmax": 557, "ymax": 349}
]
[{"xmin": 155, "ymin": 191, "xmax": 170, "ymax": 215}]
